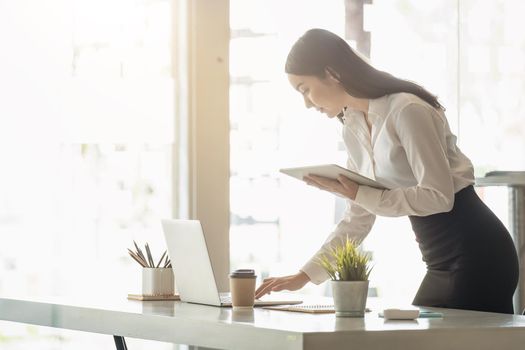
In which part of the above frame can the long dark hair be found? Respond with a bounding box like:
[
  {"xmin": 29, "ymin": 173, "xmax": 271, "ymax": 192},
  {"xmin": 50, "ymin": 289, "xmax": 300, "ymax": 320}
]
[{"xmin": 285, "ymin": 28, "xmax": 444, "ymax": 111}]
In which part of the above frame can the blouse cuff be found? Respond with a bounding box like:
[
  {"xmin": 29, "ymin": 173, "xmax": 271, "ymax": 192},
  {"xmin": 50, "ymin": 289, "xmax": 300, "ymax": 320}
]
[
  {"xmin": 301, "ymin": 260, "xmax": 330, "ymax": 285},
  {"xmin": 354, "ymin": 185, "xmax": 383, "ymax": 213}
]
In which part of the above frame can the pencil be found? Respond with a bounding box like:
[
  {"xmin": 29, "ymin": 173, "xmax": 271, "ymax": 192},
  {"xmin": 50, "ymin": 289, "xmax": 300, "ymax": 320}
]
[
  {"xmin": 129, "ymin": 252, "xmax": 146, "ymax": 267},
  {"xmin": 163, "ymin": 254, "xmax": 170, "ymax": 268},
  {"xmin": 156, "ymin": 250, "xmax": 167, "ymax": 268},
  {"xmin": 134, "ymin": 241, "xmax": 148, "ymax": 265},
  {"xmin": 128, "ymin": 249, "xmax": 147, "ymax": 267},
  {"xmin": 134, "ymin": 248, "xmax": 149, "ymax": 267},
  {"xmin": 145, "ymin": 243, "xmax": 155, "ymax": 268},
  {"xmin": 135, "ymin": 251, "xmax": 149, "ymax": 267},
  {"xmin": 128, "ymin": 248, "xmax": 146, "ymax": 266}
]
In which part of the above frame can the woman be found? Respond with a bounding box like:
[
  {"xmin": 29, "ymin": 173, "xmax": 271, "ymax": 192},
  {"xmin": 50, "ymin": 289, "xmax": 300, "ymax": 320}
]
[{"xmin": 255, "ymin": 28, "xmax": 519, "ymax": 314}]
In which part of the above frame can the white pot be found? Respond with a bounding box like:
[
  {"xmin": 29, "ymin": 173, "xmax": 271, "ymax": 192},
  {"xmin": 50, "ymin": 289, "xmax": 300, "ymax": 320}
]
[
  {"xmin": 142, "ymin": 268, "xmax": 175, "ymax": 296},
  {"xmin": 331, "ymin": 280, "xmax": 369, "ymax": 317}
]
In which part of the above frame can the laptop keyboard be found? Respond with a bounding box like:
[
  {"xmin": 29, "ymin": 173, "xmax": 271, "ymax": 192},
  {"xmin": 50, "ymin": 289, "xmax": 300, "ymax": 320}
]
[{"xmin": 219, "ymin": 295, "xmax": 261, "ymax": 303}]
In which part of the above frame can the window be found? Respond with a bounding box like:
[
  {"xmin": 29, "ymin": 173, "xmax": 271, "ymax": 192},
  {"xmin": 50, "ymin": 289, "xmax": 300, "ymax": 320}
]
[
  {"xmin": 229, "ymin": 0, "xmax": 524, "ymax": 306},
  {"xmin": 229, "ymin": 0, "xmax": 347, "ymax": 296},
  {"xmin": 0, "ymin": 1, "xmax": 173, "ymax": 349}
]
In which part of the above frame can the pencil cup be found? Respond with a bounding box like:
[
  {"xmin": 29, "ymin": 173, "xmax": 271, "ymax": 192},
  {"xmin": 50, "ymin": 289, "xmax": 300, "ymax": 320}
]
[{"xmin": 142, "ymin": 268, "xmax": 175, "ymax": 296}]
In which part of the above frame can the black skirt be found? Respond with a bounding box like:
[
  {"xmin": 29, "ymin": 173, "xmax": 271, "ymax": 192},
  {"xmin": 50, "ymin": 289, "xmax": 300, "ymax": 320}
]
[{"xmin": 409, "ymin": 185, "xmax": 519, "ymax": 314}]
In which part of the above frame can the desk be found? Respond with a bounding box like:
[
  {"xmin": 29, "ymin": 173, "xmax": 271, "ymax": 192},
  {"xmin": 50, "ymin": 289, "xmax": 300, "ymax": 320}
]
[{"xmin": 2, "ymin": 295, "xmax": 525, "ymax": 349}]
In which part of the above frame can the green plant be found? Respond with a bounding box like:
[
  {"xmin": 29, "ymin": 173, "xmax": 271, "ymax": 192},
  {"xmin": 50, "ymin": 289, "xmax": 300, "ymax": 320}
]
[{"xmin": 318, "ymin": 237, "xmax": 373, "ymax": 281}]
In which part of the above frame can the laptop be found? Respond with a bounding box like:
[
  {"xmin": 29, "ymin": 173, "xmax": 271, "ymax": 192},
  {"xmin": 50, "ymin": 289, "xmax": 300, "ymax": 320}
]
[{"xmin": 161, "ymin": 219, "xmax": 303, "ymax": 307}]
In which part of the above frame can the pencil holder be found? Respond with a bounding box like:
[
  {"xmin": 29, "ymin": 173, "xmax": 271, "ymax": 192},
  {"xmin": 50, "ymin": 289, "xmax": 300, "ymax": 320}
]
[{"xmin": 142, "ymin": 268, "xmax": 175, "ymax": 296}]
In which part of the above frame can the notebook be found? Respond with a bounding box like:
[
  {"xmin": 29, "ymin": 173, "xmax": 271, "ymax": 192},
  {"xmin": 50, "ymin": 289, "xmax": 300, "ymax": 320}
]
[
  {"xmin": 127, "ymin": 294, "xmax": 180, "ymax": 301},
  {"xmin": 263, "ymin": 304, "xmax": 336, "ymax": 314},
  {"xmin": 263, "ymin": 304, "xmax": 372, "ymax": 314}
]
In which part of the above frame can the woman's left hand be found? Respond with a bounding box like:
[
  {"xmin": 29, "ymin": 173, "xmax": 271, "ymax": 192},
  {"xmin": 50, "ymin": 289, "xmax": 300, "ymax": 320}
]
[{"xmin": 303, "ymin": 174, "xmax": 359, "ymax": 200}]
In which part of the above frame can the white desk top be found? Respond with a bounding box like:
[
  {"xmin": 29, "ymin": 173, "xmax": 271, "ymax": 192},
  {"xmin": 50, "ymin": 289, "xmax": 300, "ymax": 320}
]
[
  {"xmin": 476, "ymin": 171, "xmax": 525, "ymax": 186},
  {"xmin": 2, "ymin": 294, "xmax": 525, "ymax": 349}
]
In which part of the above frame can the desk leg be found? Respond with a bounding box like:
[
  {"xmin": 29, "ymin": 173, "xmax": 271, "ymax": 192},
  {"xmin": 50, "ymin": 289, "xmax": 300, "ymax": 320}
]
[
  {"xmin": 113, "ymin": 335, "xmax": 128, "ymax": 350},
  {"xmin": 510, "ymin": 186, "xmax": 525, "ymax": 313}
]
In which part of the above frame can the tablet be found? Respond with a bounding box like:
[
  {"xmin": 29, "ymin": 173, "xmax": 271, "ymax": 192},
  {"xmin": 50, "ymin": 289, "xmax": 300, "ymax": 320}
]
[{"xmin": 280, "ymin": 164, "xmax": 388, "ymax": 190}]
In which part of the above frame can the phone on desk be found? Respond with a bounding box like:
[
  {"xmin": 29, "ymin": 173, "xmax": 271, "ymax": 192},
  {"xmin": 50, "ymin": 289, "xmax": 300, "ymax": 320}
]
[{"xmin": 379, "ymin": 308, "xmax": 443, "ymax": 320}]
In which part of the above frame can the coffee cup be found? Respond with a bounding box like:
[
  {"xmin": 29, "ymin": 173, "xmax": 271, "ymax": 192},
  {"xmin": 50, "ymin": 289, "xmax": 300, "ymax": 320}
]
[{"xmin": 229, "ymin": 269, "xmax": 256, "ymax": 308}]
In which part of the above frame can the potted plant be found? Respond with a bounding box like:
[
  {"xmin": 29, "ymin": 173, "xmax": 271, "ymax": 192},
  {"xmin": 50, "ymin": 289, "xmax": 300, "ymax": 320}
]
[{"xmin": 318, "ymin": 237, "xmax": 372, "ymax": 317}]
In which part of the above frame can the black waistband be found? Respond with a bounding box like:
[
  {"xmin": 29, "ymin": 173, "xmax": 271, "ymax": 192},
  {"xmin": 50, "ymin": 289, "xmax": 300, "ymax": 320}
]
[{"xmin": 409, "ymin": 185, "xmax": 474, "ymax": 229}]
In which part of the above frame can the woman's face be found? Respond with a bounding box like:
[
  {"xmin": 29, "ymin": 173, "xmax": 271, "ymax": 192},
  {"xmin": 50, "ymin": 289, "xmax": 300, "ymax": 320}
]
[{"xmin": 287, "ymin": 72, "xmax": 349, "ymax": 118}]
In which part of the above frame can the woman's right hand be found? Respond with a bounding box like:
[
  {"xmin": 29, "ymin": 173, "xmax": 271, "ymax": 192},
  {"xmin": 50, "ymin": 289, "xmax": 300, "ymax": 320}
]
[{"xmin": 255, "ymin": 271, "xmax": 310, "ymax": 299}]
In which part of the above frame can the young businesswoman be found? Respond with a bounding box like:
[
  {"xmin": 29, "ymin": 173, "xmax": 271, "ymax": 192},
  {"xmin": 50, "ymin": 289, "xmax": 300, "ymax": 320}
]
[{"xmin": 255, "ymin": 28, "xmax": 519, "ymax": 314}]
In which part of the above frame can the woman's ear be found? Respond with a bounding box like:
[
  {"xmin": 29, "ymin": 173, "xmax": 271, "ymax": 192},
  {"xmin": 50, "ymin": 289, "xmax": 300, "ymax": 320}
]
[{"xmin": 325, "ymin": 67, "xmax": 341, "ymax": 83}]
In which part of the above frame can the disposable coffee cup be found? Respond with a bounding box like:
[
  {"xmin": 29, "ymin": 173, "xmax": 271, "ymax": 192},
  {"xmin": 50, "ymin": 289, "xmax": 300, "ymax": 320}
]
[{"xmin": 229, "ymin": 269, "xmax": 256, "ymax": 309}]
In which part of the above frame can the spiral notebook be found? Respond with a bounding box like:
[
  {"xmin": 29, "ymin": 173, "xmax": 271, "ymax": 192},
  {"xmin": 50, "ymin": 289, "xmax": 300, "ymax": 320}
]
[
  {"xmin": 127, "ymin": 294, "xmax": 180, "ymax": 301},
  {"xmin": 263, "ymin": 304, "xmax": 336, "ymax": 314},
  {"xmin": 263, "ymin": 304, "xmax": 372, "ymax": 314}
]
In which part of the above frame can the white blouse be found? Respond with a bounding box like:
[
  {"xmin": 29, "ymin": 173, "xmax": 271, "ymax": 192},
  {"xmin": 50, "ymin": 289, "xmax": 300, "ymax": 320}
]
[{"xmin": 301, "ymin": 92, "xmax": 475, "ymax": 284}]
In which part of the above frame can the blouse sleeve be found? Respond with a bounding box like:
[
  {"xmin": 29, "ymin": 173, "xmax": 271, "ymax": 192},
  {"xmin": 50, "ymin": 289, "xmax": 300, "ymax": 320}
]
[
  {"xmin": 300, "ymin": 199, "xmax": 376, "ymax": 284},
  {"xmin": 353, "ymin": 102, "xmax": 455, "ymax": 217}
]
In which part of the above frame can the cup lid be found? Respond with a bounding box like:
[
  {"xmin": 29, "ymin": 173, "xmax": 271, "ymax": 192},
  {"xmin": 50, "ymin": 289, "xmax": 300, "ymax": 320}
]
[{"xmin": 229, "ymin": 269, "xmax": 256, "ymax": 278}]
